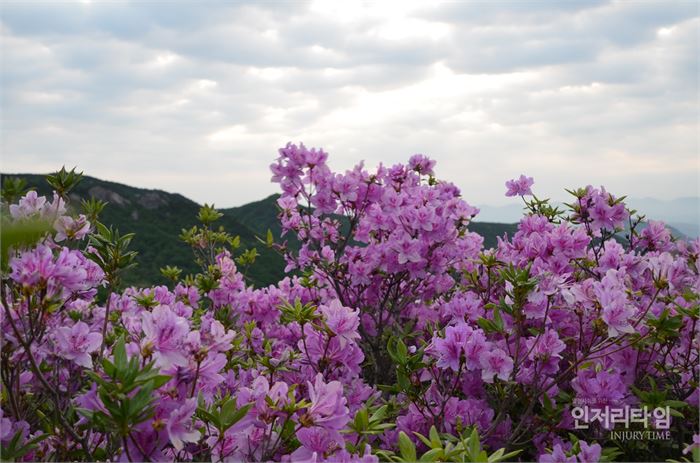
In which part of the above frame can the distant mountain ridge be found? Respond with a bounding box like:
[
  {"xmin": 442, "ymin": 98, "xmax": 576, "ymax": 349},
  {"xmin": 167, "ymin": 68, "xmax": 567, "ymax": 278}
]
[
  {"xmin": 1, "ymin": 174, "xmax": 286, "ymax": 287},
  {"xmin": 3, "ymin": 173, "xmax": 692, "ymax": 288},
  {"xmin": 2, "ymin": 174, "xmax": 517, "ymax": 287}
]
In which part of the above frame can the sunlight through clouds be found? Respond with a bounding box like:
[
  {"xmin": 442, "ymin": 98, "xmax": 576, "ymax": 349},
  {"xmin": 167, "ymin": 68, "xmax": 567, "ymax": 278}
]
[{"xmin": 0, "ymin": 0, "xmax": 697, "ymax": 209}]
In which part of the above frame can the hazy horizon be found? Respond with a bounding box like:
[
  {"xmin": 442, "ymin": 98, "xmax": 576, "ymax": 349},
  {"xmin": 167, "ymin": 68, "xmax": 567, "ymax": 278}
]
[{"xmin": 2, "ymin": 168, "xmax": 698, "ymax": 234}]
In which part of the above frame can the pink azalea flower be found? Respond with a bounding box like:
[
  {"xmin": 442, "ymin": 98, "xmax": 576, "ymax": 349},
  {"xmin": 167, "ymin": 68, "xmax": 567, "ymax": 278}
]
[
  {"xmin": 527, "ymin": 329, "xmax": 566, "ymax": 361},
  {"xmin": 394, "ymin": 238, "xmax": 422, "ymax": 265},
  {"xmin": 408, "ymin": 154, "xmax": 436, "ymax": 176},
  {"xmin": 9, "ymin": 190, "xmax": 46, "ymax": 219},
  {"xmin": 589, "ymin": 188, "xmax": 628, "ymax": 231},
  {"xmin": 462, "ymin": 329, "xmax": 488, "ymax": 371},
  {"xmin": 320, "ymin": 299, "xmax": 360, "ymax": 347},
  {"xmin": 639, "ymin": 220, "xmax": 672, "ymax": 252},
  {"xmin": 54, "ymin": 214, "xmax": 90, "ymax": 242},
  {"xmin": 201, "ymin": 319, "xmax": 235, "ymax": 353},
  {"xmin": 538, "ymin": 444, "xmax": 576, "ymax": 463},
  {"xmin": 9, "ymin": 244, "xmax": 55, "ymax": 287},
  {"xmin": 594, "ymin": 270, "xmax": 637, "ymax": 337},
  {"xmin": 141, "ymin": 305, "xmax": 190, "ymax": 368},
  {"xmin": 333, "ymin": 175, "xmax": 358, "ymax": 203},
  {"xmin": 577, "ymin": 441, "xmax": 602, "ymax": 463},
  {"xmin": 40, "ymin": 192, "xmax": 67, "ymax": 219},
  {"xmin": 0, "ymin": 409, "xmax": 13, "ymax": 441},
  {"xmin": 305, "ymin": 374, "xmax": 349, "ymax": 431},
  {"xmin": 166, "ymin": 398, "xmax": 200, "ymax": 451},
  {"xmin": 479, "ymin": 348, "xmax": 514, "ymax": 383},
  {"xmin": 602, "ymin": 303, "xmax": 637, "ymax": 337},
  {"xmin": 683, "ymin": 434, "xmax": 700, "ymax": 455},
  {"xmin": 124, "ymin": 421, "xmax": 168, "ymax": 462},
  {"xmin": 571, "ymin": 369, "xmax": 627, "ymax": 406},
  {"xmin": 53, "ymin": 248, "xmax": 90, "ymax": 291},
  {"xmin": 334, "ymin": 444, "xmax": 379, "ymax": 463},
  {"xmin": 430, "ymin": 323, "xmax": 473, "ymax": 371},
  {"xmin": 505, "ymin": 175, "xmax": 534, "ymax": 197},
  {"xmin": 55, "ymin": 321, "xmax": 102, "ymax": 368},
  {"xmin": 291, "ymin": 427, "xmax": 342, "ymax": 462}
]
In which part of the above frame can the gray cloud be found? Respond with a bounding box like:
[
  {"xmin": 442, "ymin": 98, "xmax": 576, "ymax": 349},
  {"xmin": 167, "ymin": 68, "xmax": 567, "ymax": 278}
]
[{"xmin": 1, "ymin": 0, "xmax": 697, "ymax": 209}]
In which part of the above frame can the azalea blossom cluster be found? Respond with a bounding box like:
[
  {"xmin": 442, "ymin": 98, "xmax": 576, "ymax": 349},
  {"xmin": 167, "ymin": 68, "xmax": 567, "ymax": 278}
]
[
  {"xmin": 1, "ymin": 144, "xmax": 698, "ymax": 463},
  {"xmin": 9, "ymin": 190, "xmax": 90, "ymax": 241},
  {"xmin": 270, "ymin": 144, "xmax": 483, "ymax": 384},
  {"xmin": 2, "ymin": 234, "xmax": 372, "ymax": 460}
]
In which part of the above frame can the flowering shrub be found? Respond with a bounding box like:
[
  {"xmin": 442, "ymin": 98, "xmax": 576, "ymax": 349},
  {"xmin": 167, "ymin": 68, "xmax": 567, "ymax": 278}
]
[{"xmin": 0, "ymin": 148, "xmax": 698, "ymax": 462}]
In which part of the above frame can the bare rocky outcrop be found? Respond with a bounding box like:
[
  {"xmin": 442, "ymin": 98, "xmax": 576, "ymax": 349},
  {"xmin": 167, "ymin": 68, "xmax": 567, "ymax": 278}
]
[
  {"xmin": 88, "ymin": 186, "xmax": 130, "ymax": 206},
  {"xmin": 137, "ymin": 192, "xmax": 168, "ymax": 210}
]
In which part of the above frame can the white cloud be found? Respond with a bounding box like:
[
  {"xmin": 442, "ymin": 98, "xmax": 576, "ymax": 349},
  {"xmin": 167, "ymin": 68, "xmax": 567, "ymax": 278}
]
[{"xmin": 1, "ymin": 1, "xmax": 697, "ymax": 208}]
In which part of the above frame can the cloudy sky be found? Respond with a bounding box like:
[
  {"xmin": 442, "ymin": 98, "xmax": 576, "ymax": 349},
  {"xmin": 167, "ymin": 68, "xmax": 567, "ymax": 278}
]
[{"xmin": 1, "ymin": 0, "xmax": 698, "ymax": 208}]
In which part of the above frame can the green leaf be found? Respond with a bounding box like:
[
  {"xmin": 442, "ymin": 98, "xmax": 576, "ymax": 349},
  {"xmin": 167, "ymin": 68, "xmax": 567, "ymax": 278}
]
[
  {"xmin": 369, "ymin": 405, "xmax": 388, "ymax": 423},
  {"xmin": 371, "ymin": 423, "xmax": 396, "ymax": 431},
  {"xmin": 428, "ymin": 426, "xmax": 441, "ymax": 449},
  {"xmin": 354, "ymin": 407, "xmax": 369, "ymax": 431},
  {"xmin": 477, "ymin": 317, "xmax": 498, "ymax": 333},
  {"xmin": 396, "ymin": 369, "xmax": 410, "ymax": 391},
  {"xmin": 413, "ymin": 431, "xmax": 433, "ymax": 449},
  {"xmin": 46, "ymin": 166, "xmax": 83, "ymax": 196},
  {"xmin": 387, "ymin": 337, "xmax": 399, "ymax": 362},
  {"xmin": 223, "ymin": 403, "xmax": 253, "ymax": 431},
  {"xmin": 542, "ymin": 393, "xmax": 554, "ymax": 414},
  {"xmin": 220, "ymin": 397, "xmax": 237, "ymax": 424},
  {"xmin": 151, "ymin": 374, "xmax": 171, "ymax": 390},
  {"xmin": 0, "ymin": 430, "xmax": 50, "ymax": 461},
  {"xmin": 398, "ymin": 432, "xmax": 417, "ymax": 462},
  {"xmin": 1, "ymin": 177, "xmax": 29, "ymax": 204},
  {"xmin": 197, "ymin": 407, "xmax": 221, "ymax": 429},
  {"xmin": 661, "ymin": 400, "xmax": 688, "ymax": 408},
  {"xmin": 396, "ymin": 339, "xmax": 408, "ymax": 363},
  {"xmin": 112, "ymin": 337, "xmax": 128, "ymax": 373},
  {"xmin": 491, "ymin": 450, "xmax": 523, "ymax": 463},
  {"xmin": 419, "ymin": 448, "xmax": 443, "ymax": 462},
  {"xmin": 492, "ymin": 307, "xmax": 504, "ymax": 331},
  {"xmin": 468, "ymin": 428, "xmax": 480, "ymax": 458}
]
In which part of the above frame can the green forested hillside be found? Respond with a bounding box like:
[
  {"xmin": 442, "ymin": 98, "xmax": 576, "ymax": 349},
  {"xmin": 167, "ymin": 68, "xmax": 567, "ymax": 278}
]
[
  {"xmin": 2, "ymin": 174, "xmax": 518, "ymax": 287},
  {"xmin": 2, "ymin": 174, "xmax": 286, "ymax": 287}
]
